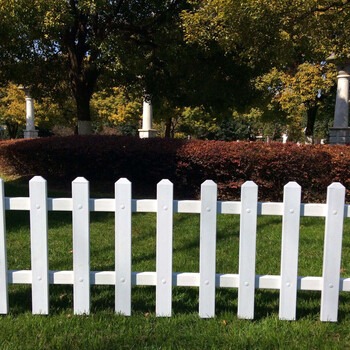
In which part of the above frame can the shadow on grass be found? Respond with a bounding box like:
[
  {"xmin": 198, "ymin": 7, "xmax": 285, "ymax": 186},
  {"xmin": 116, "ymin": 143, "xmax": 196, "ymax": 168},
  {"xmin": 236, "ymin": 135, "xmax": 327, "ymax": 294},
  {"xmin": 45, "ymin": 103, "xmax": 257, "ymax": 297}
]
[{"xmin": 7, "ymin": 283, "xmax": 350, "ymax": 324}]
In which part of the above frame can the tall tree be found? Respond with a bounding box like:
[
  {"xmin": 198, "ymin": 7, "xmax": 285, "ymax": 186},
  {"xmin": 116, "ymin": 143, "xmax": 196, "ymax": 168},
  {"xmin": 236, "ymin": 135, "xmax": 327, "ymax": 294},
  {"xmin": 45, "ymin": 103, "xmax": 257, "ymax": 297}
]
[
  {"xmin": 0, "ymin": 0, "xmax": 187, "ymax": 134},
  {"xmin": 255, "ymin": 63, "xmax": 336, "ymax": 141},
  {"xmin": 181, "ymin": 0, "xmax": 350, "ymax": 139}
]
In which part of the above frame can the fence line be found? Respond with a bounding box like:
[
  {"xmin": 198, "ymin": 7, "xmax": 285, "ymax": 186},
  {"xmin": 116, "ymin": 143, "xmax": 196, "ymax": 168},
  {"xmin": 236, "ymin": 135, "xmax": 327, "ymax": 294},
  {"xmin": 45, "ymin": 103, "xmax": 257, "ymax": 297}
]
[{"xmin": 0, "ymin": 176, "xmax": 349, "ymax": 321}]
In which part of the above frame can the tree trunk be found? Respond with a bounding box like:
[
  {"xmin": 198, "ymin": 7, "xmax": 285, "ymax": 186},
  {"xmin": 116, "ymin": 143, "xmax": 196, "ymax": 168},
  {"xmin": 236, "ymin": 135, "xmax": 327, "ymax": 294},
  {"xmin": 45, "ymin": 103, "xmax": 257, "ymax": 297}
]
[
  {"xmin": 165, "ymin": 117, "xmax": 172, "ymax": 138},
  {"xmin": 66, "ymin": 34, "xmax": 99, "ymax": 135},
  {"xmin": 305, "ymin": 105, "xmax": 318, "ymax": 143},
  {"xmin": 6, "ymin": 122, "xmax": 18, "ymax": 139},
  {"xmin": 74, "ymin": 86, "xmax": 93, "ymax": 135},
  {"xmin": 69, "ymin": 69, "xmax": 99, "ymax": 135}
]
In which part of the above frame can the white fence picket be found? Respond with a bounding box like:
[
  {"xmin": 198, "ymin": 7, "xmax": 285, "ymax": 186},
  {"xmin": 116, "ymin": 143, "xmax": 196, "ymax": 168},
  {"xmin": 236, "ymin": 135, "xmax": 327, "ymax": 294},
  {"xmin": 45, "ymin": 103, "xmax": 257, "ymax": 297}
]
[
  {"xmin": 238, "ymin": 181, "xmax": 258, "ymax": 319},
  {"xmin": 156, "ymin": 180, "xmax": 174, "ymax": 317},
  {"xmin": 72, "ymin": 177, "xmax": 90, "ymax": 315},
  {"xmin": 115, "ymin": 178, "xmax": 132, "ymax": 316},
  {"xmin": 29, "ymin": 176, "xmax": 49, "ymax": 315},
  {"xmin": 199, "ymin": 180, "xmax": 217, "ymax": 318},
  {"xmin": 0, "ymin": 179, "xmax": 8, "ymax": 314},
  {"xmin": 279, "ymin": 182, "xmax": 301, "ymax": 320},
  {"xmin": 321, "ymin": 182, "xmax": 346, "ymax": 322}
]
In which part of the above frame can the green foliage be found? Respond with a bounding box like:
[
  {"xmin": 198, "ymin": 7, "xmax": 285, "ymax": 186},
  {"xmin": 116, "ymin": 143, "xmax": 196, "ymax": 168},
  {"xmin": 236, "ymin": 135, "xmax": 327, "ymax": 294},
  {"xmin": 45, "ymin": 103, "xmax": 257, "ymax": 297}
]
[
  {"xmin": 0, "ymin": 83, "xmax": 26, "ymax": 137},
  {"xmin": 181, "ymin": 1, "xmax": 350, "ymax": 140},
  {"xmin": 1, "ymin": 0, "xmax": 348, "ymax": 136},
  {"xmin": 0, "ymin": 0, "xmax": 190, "ymax": 130},
  {"xmin": 211, "ymin": 116, "xmax": 251, "ymax": 141},
  {"xmin": 0, "ymin": 83, "xmax": 76, "ymax": 138},
  {"xmin": 255, "ymin": 63, "xmax": 336, "ymax": 140},
  {"xmin": 91, "ymin": 87, "xmax": 142, "ymax": 133},
  {"xmin": 182, "ymin": 0, "xmax": 350, "ymax": 64},
  {"xmin": 178, "ymin": 106, "xmax": 218, "ymax": 138},
  {"xmin": 177, "ymin": 108, "xmax": 252, "ymax": 141}
]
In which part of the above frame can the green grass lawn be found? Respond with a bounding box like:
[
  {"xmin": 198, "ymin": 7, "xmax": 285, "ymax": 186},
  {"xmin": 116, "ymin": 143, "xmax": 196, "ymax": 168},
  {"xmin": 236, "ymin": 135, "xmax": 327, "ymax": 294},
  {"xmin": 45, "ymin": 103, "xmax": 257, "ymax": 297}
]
[{"xmin": 0, "ymin": 180, "xmax": 350, "ymax": 349}]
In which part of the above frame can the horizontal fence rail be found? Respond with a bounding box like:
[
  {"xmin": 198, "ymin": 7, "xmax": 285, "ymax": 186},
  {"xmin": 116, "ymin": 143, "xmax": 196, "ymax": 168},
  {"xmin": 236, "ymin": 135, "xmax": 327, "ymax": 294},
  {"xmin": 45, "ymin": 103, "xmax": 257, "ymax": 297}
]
[{"xmin": 0, "ymin": 177, "xmax": 349, "ymax": 322}]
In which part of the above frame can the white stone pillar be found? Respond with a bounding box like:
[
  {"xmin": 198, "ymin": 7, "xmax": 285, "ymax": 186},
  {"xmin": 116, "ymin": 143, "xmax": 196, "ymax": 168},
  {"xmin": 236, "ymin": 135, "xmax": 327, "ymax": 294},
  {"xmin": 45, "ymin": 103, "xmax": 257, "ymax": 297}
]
[
  {"xmin": 333, "ymin": 68, "xmax": 350, "ymax": 128},
  {"xmin": 25, "ymin": 92, "xmax": 35, "ymax": 130},
  {"xmin": 139, "ymin": 96, "xmax": 156, "ymax": 138},
  {"xmin": 327, "ymin": 57, "xmax": 350, "ymax": 144},
  {"xmin": 19, "ymin": 87, "xmax": 38, "ymax": 139}
]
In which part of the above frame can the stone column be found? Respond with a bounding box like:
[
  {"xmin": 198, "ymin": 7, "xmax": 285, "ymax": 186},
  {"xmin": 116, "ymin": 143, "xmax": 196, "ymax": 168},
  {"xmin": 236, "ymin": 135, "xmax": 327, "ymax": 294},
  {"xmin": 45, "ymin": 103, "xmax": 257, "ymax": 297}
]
[
  {"xmin": 138, "ymin": 95, "xmax": 156, "ymax": 138},
  {"xmin": 327, "ymin": 56, "xmax": 350, "ymax": 144},
  {"xmin": 19, "ymin": 87, "xmax": 38, "ymax": 138}
]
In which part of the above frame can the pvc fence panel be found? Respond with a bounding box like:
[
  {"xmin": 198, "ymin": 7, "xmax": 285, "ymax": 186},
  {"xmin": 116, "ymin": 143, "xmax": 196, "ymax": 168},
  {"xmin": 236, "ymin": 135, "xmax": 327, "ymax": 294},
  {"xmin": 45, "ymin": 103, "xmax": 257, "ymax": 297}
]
[
  {"xmin": 279, "ymin": 182, "xmax": 301, "ymax": 320},
  {"xmin": 0, "ymin": 176, "xmax": 349, "ymax": 322},
  {"xmin": 29, "ymin": 176, "xmax": 49, "ymax": 315},
  {"xmin": 199, "ymin": 180, "xmax": 217, "ymax": 318},
  {"xmin": 156, "ymin": 180, "xmax": 173, "ymax": 317},
  {"xmin": 115, "ymin": 178, "xmax": 132, "ymax": 316},
  {"xmin": 72, "ymin": 177, "xmax": 90, "ymax": 315},
  {"xmin": 238, "ymin": 181, "xmax": 258, "ymax": 319},
  {"xmin": 321, "ymin": 183, "xmax": 346, "ymax": 322},
  {"xmin": 0, "ymin": 179, "xmax": 8, "ymax": 314}
]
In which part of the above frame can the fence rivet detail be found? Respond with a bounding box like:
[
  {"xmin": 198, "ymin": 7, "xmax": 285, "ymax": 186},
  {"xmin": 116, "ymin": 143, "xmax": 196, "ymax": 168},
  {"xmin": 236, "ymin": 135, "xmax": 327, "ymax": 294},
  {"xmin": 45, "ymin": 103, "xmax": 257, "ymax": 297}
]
[
  {"xmin": 163, "ymin": 206, "xmax": 168, "ymax": 211},
  {"xmin": 120, "ymin": 277, "xmax": 125, "ymax": 283},
  {"xmin": 286, "ymin": 282, "xmax": 291, "ymax": 287},
  {"xmin": 36, "ymin": 204, "xmax": 40, "ymax": 210},
  {"xmin": 120, "ymin": 205, "xmax": 125, "ymax": 210},
  {"xmin": 333, "ymin": 210, "xmax": 337, "ymax": 215},
  {"xmin": 37, "ymin": 276, "xmax": 42, "ymax": 281},
  {"xmin": 329, "ymin": 283, "xmax": 334, "ymax": 289},
  {"xmin": 246, "ymin": 209, "xmax": 251, "ymax": 213},
  {"xmin": 79, "ymin": 277, "xmax": 84, "ymax": 283},
  {"xmin": 244, "ymin": 282, "xmax": 249, "ymax": 287},
  {"xmin": 206, "ymin": 207, "xmax": 211, "ymax": 212},
  {"xmin": 289, "ymin": 209, "xmax": 294, "ymax": 214},
  {"xmin": 205, "ymin": 280, "xmax": 209, "ymax": 285},
  {"xmin": 162, "ymin": 279, "xmax": 166, "ymax": 285},
  {"xmin": 78, "ymin": 204, "xmax": 83, "ymax": 210}
]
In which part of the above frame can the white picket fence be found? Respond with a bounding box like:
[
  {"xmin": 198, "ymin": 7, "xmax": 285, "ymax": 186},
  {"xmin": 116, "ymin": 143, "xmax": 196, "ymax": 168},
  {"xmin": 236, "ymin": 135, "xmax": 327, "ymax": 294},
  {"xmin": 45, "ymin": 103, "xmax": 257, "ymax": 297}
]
[{"xmin": 0, "ymin": 176, "xmax": 349, "ymax": 322}]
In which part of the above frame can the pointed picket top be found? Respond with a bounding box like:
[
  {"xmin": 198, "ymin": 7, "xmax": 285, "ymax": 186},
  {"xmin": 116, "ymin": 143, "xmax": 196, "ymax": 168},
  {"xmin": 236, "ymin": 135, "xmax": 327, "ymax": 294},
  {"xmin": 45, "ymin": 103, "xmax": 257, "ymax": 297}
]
[
  {"xmin": 328, "ymin": 182, "xmax": 345, "ymax": 190},
  {"xmin": 73, "ymin": 177, "xmax": 89, "ymax": 184},
  {"xmin": 241, "ymin": 181, "xmax": 258, "ymax": 189},
  {"xmin": 116, "ymin": 178, "xmax": 131, "ymax": 185},
  {"xmin": 284, "ymin": 181, "xmax": 301, "ymax": 189},
  {"xmin": 29, "ymin": 176, "xmax": 46, "ymax": 183},
  {"xmin": 157, "ymin": 179, "xmax": 173, "ymax": 186},
  {"xmin": 201, "ymin": 180, "xmax": 217, "ymax": 188}
]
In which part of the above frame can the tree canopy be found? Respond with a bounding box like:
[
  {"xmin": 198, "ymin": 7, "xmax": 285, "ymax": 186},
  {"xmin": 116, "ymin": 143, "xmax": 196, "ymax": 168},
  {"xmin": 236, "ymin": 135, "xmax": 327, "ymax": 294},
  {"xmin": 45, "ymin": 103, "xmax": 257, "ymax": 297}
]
[
  {"xmin": 1, "ymin": 0, "xmax": 349, "ymax": 140},
  {"xmin": 0, "ymin": 0, "xmax": 189, "ymax": 134},
  {"xmin": 181, "ymin": 0, "xmax": 350, "ymax": 140}
]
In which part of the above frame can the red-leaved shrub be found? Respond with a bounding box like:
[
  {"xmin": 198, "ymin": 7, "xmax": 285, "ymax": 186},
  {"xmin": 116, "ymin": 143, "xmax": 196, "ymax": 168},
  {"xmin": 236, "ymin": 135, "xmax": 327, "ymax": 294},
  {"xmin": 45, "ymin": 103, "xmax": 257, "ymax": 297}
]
[{"xmin": 0, "ymin": 136, "xmax": 349, "ymax": 202}]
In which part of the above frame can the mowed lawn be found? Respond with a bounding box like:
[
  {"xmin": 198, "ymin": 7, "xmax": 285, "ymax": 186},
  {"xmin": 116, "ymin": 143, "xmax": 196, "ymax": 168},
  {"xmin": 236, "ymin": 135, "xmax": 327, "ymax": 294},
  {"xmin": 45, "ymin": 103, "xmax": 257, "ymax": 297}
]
[{"xmin": 0, "ymin": 181, "xmax": 350, "ymax": 349}]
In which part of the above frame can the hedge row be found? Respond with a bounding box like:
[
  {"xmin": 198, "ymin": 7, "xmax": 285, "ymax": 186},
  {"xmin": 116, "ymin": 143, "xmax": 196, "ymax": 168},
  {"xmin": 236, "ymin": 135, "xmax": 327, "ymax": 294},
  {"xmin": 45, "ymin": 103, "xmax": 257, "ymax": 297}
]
[{"xmin": 0, "ymin": 135, "xmax": 349, "ymax": 202}]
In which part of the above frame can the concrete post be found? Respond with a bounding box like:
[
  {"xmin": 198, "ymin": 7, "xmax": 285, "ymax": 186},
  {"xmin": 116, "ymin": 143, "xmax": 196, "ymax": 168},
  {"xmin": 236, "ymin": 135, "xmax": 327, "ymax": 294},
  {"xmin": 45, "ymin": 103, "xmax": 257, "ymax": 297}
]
[
  {"xmin": 327, "ymin": 56, "xmax": 350, "ymax": 144},
  {"xmin": 18, "ymin": 87, "xmax": 38, "ymax": 139},
  {"xmin": 139, "ymin": 95, "xmax": 156, "ymax": 138}
]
